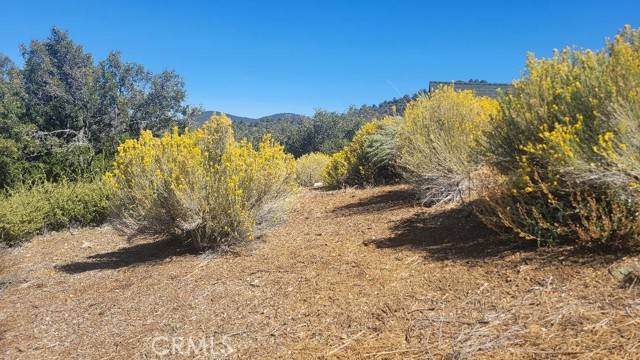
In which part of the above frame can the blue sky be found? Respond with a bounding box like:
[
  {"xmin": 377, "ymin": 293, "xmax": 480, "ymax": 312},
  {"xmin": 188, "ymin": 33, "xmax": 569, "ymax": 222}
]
[{"xmin": 1, "ymin": 1, "xmax": 638, "ymax": 117}]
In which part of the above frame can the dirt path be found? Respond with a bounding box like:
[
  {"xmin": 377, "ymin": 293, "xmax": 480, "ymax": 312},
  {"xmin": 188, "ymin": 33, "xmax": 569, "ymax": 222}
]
[{"xmin": 1, "ymin": 185, "xmax": 639, "ymax": 359}]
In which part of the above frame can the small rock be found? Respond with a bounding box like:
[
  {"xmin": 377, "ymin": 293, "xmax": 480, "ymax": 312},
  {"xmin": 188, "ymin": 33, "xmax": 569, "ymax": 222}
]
[
  {"xmin": 609, "ymin": 264, "xmax": 640, "ymax": 288},
  {"xmin": 609, "ymin": 266, "xmax": 634, "ymax": 281}
]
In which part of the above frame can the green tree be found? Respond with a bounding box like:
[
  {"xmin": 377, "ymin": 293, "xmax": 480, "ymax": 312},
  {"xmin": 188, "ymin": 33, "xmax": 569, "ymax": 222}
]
[
  {"xmin": 21, "ymin": 27, "xmax": 95, "ymax": 133},
  {"xmin": 0, "ymin": 27, "xmax": 200, "ymax": 191},
  {"xmin": 0, "ymin": 54, "xmax": 37, "ymax": 189}
]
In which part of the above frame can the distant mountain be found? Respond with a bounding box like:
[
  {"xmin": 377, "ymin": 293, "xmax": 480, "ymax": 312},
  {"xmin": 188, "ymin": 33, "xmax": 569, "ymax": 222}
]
[
  {"xmin": 194, "ymin": 111, "xmax": 308, "ymax": 127},
  {"xmin": 258, "ymin": 113, "xmax": 308, "ymax": 122},
  {"xmin": 194, "ymin": 111, "xmax": 255, "ymax": 126}
]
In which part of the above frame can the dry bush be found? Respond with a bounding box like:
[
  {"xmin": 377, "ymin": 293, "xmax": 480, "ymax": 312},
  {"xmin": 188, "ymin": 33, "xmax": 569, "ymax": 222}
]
[
  {"xmin": 104, "ymin": 114, "xmax": 298, "ymax": 250},
  {"xmin": 481, "ymin": 25, "xmax": 640, "ymax": 248},
  {"xmin": 295, "ymin": 152, "xmax": 331, "ymax": 187},
  {"xmin": 397, "ymin": 85, "xmax": 499, "ymax": 204}
]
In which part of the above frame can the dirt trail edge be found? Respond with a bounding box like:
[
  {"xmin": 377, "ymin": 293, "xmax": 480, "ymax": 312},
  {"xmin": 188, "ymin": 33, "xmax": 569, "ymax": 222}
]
[{"xmin": 1, "ymin": 185, "xmax": 639, "ymax": 359}]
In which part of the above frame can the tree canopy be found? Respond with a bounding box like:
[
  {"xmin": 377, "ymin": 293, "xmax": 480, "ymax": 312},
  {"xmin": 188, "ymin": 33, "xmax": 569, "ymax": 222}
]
[{"xmin": 0, "ymin": 27, "xmax": 199, "ymax": 190}]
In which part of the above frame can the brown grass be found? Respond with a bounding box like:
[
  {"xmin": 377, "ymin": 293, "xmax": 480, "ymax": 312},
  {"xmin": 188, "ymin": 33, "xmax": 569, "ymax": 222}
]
[{"xmin": 0, "ymin": 184, "xmax": 639, "ymax": 359}]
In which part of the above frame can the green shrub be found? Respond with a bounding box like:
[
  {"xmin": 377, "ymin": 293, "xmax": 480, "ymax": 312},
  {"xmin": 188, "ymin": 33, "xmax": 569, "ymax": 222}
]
[
  {"xmin": 0, "ymin": 180, "xmax": 109, "ymax": 245},
  {"xmin": 295, "ymin": 152, "xmax": 331, "ymax": 187},
  {"xmin": 480, "ymin": 25, "xmax": 640, "ymax": 248},
  {"xmin": 105, "ymin": 114, "xmax": 298, "ymax": 250},
  {"xmin": 323, "ymin": 116, "xmax": 401, "ymax": 188},
  {"xmin": 397, "ymin": 86, "xmax": 499, "ymax": 204},
  {"xmin": 363, "ymin": 118, "xmax": 402, "ymax": 182}
]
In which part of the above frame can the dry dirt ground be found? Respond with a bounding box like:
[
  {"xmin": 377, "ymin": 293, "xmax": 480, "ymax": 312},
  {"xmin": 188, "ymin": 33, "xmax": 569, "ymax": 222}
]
[{"xmin": 1, "ymin": 185, "xmax": 639, "ymax": 359}]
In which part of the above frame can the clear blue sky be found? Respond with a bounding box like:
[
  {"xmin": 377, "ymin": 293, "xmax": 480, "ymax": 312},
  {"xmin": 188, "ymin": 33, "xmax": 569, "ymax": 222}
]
[{"xmin": 1, "ymin": 1, "xmax": 638, "ymax": 117}]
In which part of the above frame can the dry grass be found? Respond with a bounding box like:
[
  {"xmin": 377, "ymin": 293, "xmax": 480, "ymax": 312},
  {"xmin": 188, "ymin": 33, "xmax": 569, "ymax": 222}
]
[{"xmin": 0, "ymin": 185, "xmax": 638, "ymax": 359}]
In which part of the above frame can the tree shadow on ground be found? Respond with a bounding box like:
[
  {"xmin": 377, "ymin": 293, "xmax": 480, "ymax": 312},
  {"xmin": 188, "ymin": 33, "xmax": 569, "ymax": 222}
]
[
  {"xmin": 56, "ymin": 238, "xmax": 193, "ymax": 274},
  {"xmin": 332, "ymin": 187, "xmax": 416, "ymax": 216},
  {"xmin": 365, "ymin": 200, "xmax": 631, "ymax": 265}
]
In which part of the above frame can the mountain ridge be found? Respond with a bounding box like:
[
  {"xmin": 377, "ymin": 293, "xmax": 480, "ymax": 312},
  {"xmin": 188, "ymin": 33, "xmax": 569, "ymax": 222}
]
[{"xmin": 194, "ymin": 111, "xmax": 308, "ymax": 126}]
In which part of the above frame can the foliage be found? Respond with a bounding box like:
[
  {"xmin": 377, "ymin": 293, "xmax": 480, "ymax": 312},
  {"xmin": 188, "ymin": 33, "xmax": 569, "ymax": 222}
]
[
  {"xmin": 198, "ymin": 84, "xmax": 448, "ymax": 159},
  {"xmin": 0, "ymin": 180, "xmax": 109, "ymax": 245},
  {"xmin": 0, "ymin": 27, "xmax": 199, "ymax": 192},
  {"xmin": 231, "ymin": 113, "xmax": 309, "ymax": 155},
  {"xmin": 481, "ymin": 25, "xmax": 640, "ymax": 248},
  {"xmin": 397, "ymin": 86, "xmax": 499, "ymax": 204},
  {"xmin": 323, "ymin": 116, "xmax": 401, "ymax": 188},
  {"xmin": 105, "ymin": 114, "xmax": 298, "ymax": 250},
  {"xmin": 225, "ymin": 94, "xmax": 418, "ymax": 158},
  {"xmin": 363, "ymin": 117, "xmax": 402, "ymax": 182},
  {"xmin": 284, "ymin": 109, "xmax": 372, "ymax": 157},
  {"xmin": 295, "ymin": 152, "xmax": 331, "ymax": 187}
]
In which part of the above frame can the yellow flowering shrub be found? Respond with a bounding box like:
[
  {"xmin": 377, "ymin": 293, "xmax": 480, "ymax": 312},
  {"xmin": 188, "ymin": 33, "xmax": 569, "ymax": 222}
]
[
  {"xmin": 397, "ymin": 85, "xmax": 499, "ymax": 204},
  {"xmin": 323, "ymin": 116, "xmax": 400, "ymax": 188},
  {"xmin": 322, "ymin": 151, "xmax": 349, "ymax": 188},
  {"xmin": 295, "ymin": 152, "xmax": 331, "ymax": 187},
  {"xmin": 105, "ymin": 114, "xmax": 297, "ymax": 250},
  {"xmin": 481, "ymin": 25, "xmax": 640, "ymax": 248}
]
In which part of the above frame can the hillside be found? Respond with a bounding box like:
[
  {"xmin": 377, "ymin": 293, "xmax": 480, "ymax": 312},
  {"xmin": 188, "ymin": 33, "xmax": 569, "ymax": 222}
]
[
  {"xmin": 1, "ymin": 185, "xmax": 638, "ymax": 358},
  {"xmin": 194, "ymin": 111, "xmax": 308, "ymax": 127}
]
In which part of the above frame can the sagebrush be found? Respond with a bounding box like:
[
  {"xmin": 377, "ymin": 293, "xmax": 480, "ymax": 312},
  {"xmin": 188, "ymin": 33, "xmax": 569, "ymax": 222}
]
[
  {"xmin": 105, "ymin": 114, "xmax": 298, "ymax": 250},
  {"xmin": 480, "ymin": 25, "xmax": 640, "ymax": 248},
  {"xmin": 397, "ymin": 85, "xmax": 499, "ymax": 204},
  {"xmin": 295, "ymin": 152, "xmax": 331, "ymax": 187}
]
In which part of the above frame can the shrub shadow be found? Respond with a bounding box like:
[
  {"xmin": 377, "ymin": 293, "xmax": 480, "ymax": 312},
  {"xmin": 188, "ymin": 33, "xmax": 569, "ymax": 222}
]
[
  {"xmin": 367, "ymin": 200, "xmax": 633, "ymax": 265},
  {"xmin": 333, "ymin": 187, "xmax": 416, "ymax": 216},
  {"xmin": 365, "ymin": 202, "xmax": 533, "ymax": 262},
  {"xmin": 56, "ymin": 238, "xmax": 193, "ymax": 274}
]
